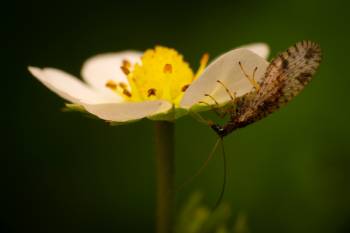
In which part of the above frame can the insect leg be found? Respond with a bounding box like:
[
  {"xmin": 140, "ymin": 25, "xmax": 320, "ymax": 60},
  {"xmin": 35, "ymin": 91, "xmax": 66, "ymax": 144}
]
[
  {"xmin": 202, "ymin": 94, "xmax": 228, "ymax": 118},
  {"xmin": 176, "ymin": 138, "xmax": 221, "ymax": 191},
  {"xmin": 238, "ymin": 61, "xmax": 260, "ymax": 91},
  {"xmin": 216, "ymin": 80, "xmax": 236, "ymax": 101},
  {"xmin": 214, "ymin": 138, "xmax": 227, "ymax": 210},
  {"xmin": 191, "ymin": 97, "xmax": 226, "ymax": 126},
  {"xmin": 189, "ymin": 110, "xmax": 215, "ymax": 126},
  {"xmin": 197, "ymin": 100, "xmax": 226, "ymax": 119},
  {"xmin": 204, "ymin": 93, "xmax": 219, "ymax": 105},
  {"xmin": 216, "ymin": 80, "xmax": 238, "ymax": 115}
]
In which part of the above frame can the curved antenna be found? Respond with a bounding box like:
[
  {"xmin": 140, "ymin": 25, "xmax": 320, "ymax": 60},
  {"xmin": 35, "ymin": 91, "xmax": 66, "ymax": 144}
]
[
  {"xmin": 213, "ymin": 138, "xmax": 227, "ymax": 210},
  {"xmin": 176, "ymin": 138, "xmax": 221, "ymax": 192}
]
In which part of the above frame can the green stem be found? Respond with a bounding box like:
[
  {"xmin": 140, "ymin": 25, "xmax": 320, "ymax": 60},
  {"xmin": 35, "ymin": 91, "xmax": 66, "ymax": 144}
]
[{"xmin": 154, "ymin": 121, "xmax": 175, "ymax": 233}]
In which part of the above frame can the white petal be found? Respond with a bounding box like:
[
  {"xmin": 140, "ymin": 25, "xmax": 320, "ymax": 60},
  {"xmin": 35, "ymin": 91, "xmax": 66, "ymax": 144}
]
[
  {"xmin": 180, "ymin": 48, "xmax": 269, "ymax": 109},
  {"xmin": 82, "ymin": 100, "xmax": 172, "ymax": 122},
  {"xmin": 28, "ymin": 66, "xmax": 115, "ymax": 104},
  {"xmin": 240, "ymin": 43, "xmax": 270, "ymax": 59},
  {"xmin": 81, "ymin": 51, "xmax": 142, "ymax": 98}
]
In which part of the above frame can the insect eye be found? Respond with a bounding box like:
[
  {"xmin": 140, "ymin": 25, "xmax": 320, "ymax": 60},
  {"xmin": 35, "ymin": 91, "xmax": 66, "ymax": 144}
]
[{"xmin": 211, "ymin": 124, "xmax": 226, "ymax": 137}]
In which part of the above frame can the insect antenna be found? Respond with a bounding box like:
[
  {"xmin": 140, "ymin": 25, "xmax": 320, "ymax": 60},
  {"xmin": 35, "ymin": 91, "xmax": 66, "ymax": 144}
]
[
  {"xmin": 176, "ymin": 137, "xmax": 228, "ymax": 212},
  {"xmin": 176, "ymin": 138, "xmax": 221, "ymax": 192},
  {"xmin": 213, "ymin": 138, "xmax": 227, "ymax": 210}
]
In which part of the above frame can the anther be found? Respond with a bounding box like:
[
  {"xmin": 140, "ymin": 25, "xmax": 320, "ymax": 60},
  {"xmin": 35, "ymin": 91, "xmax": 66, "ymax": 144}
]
[
  {"xmin": 181, "ymin": 84, "xmax": 190, "ymax": 92},
  {"xmin": 163, "ymin": 64, "xmax": 173, "ymax": 74},
  {"xmin": 123, "ymin": 89, "xmax": 132, "ymax": 98},
  {"xmin": 120, "ymin": 66, "xmax": 130, "ymax": 75},
  {"xmin": 113, "ymin": 82, "xmax": 132, "ymax": 98},
  {"xmin": 105, "ymin": 80, "xmax": 117, "ymax": 90},
  {"xmin": 147, "ymin": 88, "xmax": 157, "ymax": 97},
  {"xmin": 200, "ymin": 53, "xmax": 209, "ymax": 65},
  {"xmin": 119, "ymin": 82, "xmax": 128, "ymax": 89},
  {"xmin": 122, "ymin": 59, "xmax": 131, "ymax": 69}
]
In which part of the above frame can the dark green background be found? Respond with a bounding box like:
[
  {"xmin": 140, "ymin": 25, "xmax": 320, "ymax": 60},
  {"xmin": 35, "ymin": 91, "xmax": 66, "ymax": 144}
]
[{"xmin": 3, "ymin": 0, "xmax": 350, "ymax": 232}]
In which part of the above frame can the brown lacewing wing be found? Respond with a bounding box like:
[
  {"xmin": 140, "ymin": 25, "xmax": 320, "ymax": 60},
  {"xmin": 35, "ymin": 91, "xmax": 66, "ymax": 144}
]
[{"xmin": 211, "ymin": 40, "xmax": 322, "ymax": 137}]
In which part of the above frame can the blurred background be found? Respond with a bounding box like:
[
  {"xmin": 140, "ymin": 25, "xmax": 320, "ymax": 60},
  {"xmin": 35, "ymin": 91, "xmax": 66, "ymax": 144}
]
[{"xmin": 3, "ymin": 0, "xmax": 350, "ymax": 232}]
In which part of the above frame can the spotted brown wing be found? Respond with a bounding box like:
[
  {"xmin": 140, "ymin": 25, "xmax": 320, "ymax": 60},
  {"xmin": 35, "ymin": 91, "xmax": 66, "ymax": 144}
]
[{"xmin": 237, "ymin": 40, "xmax": 322, "ymax": 124}]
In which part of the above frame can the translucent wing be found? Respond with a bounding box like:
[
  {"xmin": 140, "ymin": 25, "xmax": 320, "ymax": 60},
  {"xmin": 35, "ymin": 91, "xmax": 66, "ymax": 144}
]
[{"xmin": 237, "ymin": 40, "xmax": 322, "ymax": 124}]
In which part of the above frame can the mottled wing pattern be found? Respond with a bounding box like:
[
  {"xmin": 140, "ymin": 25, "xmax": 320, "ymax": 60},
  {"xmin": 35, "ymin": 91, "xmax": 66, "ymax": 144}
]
[{"xmin": 237, "ymin": 40, "xmax": 322, "ymax": 125}]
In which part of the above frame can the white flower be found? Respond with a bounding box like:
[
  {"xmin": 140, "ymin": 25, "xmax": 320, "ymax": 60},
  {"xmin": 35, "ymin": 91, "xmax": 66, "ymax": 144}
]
[{"xmin": 28, "ymin": 43, "xmax": 269, "ymax": 123}]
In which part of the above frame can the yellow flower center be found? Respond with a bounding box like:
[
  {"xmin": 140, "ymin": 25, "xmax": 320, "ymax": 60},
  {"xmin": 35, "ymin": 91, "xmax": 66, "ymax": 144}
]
[{"xmin": 106, "ymin": 46, "xmax": 209, "ymax": 106}]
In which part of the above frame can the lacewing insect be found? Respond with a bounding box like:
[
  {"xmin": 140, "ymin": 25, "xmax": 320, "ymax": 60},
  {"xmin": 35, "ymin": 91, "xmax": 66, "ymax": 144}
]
[
  {"xmin": 209, "ymin": 40, "xmax": 322, "ymax": 137},
  {"xmin": 183, "ymin": 41, "xmax": 322, "ymax": 208}
]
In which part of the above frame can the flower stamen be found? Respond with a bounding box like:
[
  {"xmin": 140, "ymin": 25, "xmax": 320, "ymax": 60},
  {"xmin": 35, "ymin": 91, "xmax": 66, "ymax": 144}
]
[
  {"xmin": 194, "ymin": 53, "xmax": 209, "ymax": 80},
  {"xmin": 118, "ymin": 82, "xmax": 132, "ymax": 98},
  {"xmin": 122, "ymin": 59, "xmax": 131, "ymax": 69},
  {"xmin": 201, "ymin": 53, "xmax": 209, "ymax": 66},
  {"xmin": 105, "ymin": 80, "xmax": 117, "ymax": 90},
  {"xmin": 163, "ymin": 64, "xmax": 173, "ymax": 74},
  {"xmin": 147, "ymin": 88, "xmax": 157, "ymax": 97},
  {"xmin": 121, "ymin": 65, "xmax": 130, "ymax": 75},
  {"xmin": 123, "ymin": 89, "xmax": 132, "ymax": 98},
  {"xmin": 116, "ymin": 46, "xmax": 209, "ymax": 105},
  {"xmin": 119, "ymin": 82, "xmax": 128, "ymax": 89},
  {"xmin": 181, "ymin": 84, "xmax": 190, "ymax": 92},
  {"xmin": 105, "ymin": 80, "xmax": 133, "ymax": 98}
]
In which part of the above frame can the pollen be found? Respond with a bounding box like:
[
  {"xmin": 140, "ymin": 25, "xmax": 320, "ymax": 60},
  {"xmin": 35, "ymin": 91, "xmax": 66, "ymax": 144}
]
[{"xmin": 116, "ymin": 46, "xmax": 209, "ymax": 106}]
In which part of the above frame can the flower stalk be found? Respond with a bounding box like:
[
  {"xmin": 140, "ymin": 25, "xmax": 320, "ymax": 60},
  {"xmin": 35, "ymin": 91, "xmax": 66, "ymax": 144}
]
[{"xmin": 154, "ymin": 121, "xmax": 175, "ymax": 233}]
